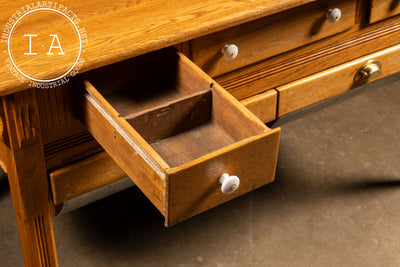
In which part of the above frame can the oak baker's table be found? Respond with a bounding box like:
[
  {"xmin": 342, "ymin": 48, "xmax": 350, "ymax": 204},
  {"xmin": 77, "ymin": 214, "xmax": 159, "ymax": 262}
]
[{"xmin": 1, "ymin": 0, "xmax": 400, "ymax": 266}]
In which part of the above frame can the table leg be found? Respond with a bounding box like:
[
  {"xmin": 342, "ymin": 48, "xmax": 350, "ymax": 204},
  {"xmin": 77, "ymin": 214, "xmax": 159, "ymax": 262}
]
[{"xmin": 2, "ymin": 89, "xmax": 58, "ymax": 267}]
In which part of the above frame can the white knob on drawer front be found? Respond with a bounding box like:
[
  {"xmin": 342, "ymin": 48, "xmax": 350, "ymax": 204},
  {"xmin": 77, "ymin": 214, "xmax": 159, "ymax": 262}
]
[
  {"xmin": 219, "ymin": 173, "xmax": 240, "ymax": 194},
  {"xmin": 221, "ymin": 44, "xmax": 239, "ymax": 61},
  {"xmin": 326, "ymin": 8, "xmax": 342, "ymax": 23}
]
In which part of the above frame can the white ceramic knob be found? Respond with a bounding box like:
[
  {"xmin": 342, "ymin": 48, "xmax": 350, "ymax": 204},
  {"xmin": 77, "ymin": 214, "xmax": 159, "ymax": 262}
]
[
  {"xmin": 221, "ymin": 44, "xmax": 239, "ymax": 61},
  {"xmin": 219, "ymin": 173, "xmax": 240, "ymax": 194},
  {"xmin": 326, "ymin": 8, "xmax": 342, "ymax": 24}
]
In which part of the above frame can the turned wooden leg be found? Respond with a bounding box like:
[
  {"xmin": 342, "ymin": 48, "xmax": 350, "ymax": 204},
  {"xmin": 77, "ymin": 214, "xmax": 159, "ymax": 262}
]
[{"xmin": 2, "ymin": 89, "xmax": 58, "ymax": 267}]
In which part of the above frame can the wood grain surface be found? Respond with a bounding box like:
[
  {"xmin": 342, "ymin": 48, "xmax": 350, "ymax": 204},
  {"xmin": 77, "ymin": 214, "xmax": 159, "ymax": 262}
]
[
  {"xmin": 50, "ymin": 151, "xmax": 126, "ymax": 205},
  {"xmin": 370, "ymin": 0, "xmax": 400, "ymax": 23},
  {"xmin": 2, "ymin": 89, "xmax": 58, "ymax": 266},
  {"xmin": 191, "ymin": 0, "xmax": 356, "ymax": 77},
  {"xmin": 218, "ymin": 16, "xmax": 400, "ymax": 100},
  {"xmin": 241, "ymin": 89, "xmax": 278, "ymax": 123},
  {"xmin": 0, "ymin": 0, "xmax": 318, "ymax": 96},
  {"xmin": 277, "ymin": 43, "xmax": 400, "ymax": 116}
]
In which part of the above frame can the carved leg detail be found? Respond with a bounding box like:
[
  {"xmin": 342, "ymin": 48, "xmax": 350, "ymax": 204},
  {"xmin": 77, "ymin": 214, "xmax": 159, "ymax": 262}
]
[{"xmin": 2, "ymin": 89, "xmax": 58, "ymax": 267}]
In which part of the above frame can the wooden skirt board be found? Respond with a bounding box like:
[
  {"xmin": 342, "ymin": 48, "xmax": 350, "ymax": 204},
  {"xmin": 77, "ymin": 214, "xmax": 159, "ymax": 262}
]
[
  {"xmin": 75, "ymin": 48, "xmax": 280, "ymax": 226},
  {"xmin": 276, "ymin": 43, "xmax": 400, "ymax": 117},
  {"xmin": 191, "ymin": 0, "xmax": 356, "ymax": 77}
]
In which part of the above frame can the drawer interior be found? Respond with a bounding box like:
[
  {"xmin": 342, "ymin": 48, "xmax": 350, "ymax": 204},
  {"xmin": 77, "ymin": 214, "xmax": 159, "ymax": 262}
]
[
  {"xmin": 77, "ymin": 48, "xmax": 280, "ymax": 225},
  {"xmin": 82, "ymin": 48, "xmax": 264, "ymax": 168}
]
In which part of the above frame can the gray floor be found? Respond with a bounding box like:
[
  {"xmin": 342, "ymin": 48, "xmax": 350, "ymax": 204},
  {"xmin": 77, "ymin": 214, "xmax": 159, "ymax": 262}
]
[{"xmin": 1, "ymin": 73, "xmax": 400, "ymax": 266}]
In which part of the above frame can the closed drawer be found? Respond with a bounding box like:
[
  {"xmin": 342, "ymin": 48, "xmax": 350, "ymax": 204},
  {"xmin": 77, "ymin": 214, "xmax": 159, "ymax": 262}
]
[
  {"xmin": 76, "ymin": 48, "xmax": 280, "ymax": 226},
  {"xmin": 370, "ymin": 0, "xmax": 400, "ymax": 23},
  {"xmin": 277, "ymin": 44, "xmax": 400, "ymax": 117},
  {"xmin": 191, "ymin": 0, "xmax": 356, "ymax": 77},
  {"xmin": 241, "ymin": 89, "xmax": 278, "ymax": 123}
]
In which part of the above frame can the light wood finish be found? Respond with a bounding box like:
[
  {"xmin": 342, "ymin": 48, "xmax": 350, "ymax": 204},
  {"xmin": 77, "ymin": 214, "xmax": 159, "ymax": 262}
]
[
  {"xmin": 0, "ymin": 99, "xmax": 9, "ymax": 173},
  {"xmin": 277, "ymin": 43, "xmax": 400, "ymax": 117},
  {"xmin": 50, "ymin": 151, "xmax": 127, "ymax": 205},
  {"xmin": 191, "ymin": 0, "xmax": 356, "ymax": 77},
  {"xmin": 166, "ymin": 128, "xmax": 280, "ymax": 225},
  {"xmin": 36, "ymin": 84, "xmax": 102, "ymax": 170},
  {"xmin": 151, "ymin": 122, "xmax": 234, "ymax": 168},
  {"xmin": 3, "ymin": 1, "xmax": 400, "ymax": 265},
  {"xmin": 218, "ymin": 16, "xmax": 400, "ymax": 100},
  {"xmin": 165, "ymin": 80, "xmax": 280, "ymax": 225},
  {"xmin": 125, "ymin": 91, "xmax": 212, "ymax": 143},
  {"xmin": 76, "ymin": 49, "xmax": 280, "ymax": 225},
  {"xmin": 1, "ymin": 89, "xmax": 58, "ymax": 267},
  {"xmin": 241, "ymin": 90, "xmax": 278, "ymax": 123},
  {"xmin": 0, "ymin": 0, "xmax": 319, "ymax": 96},
  {"xmin": 77, "ymin": 79, "xmax": 168, "ymax": 214},
  {"xmin": 370, "ymin": 0, "xmax": 400, "ymax": 23}
]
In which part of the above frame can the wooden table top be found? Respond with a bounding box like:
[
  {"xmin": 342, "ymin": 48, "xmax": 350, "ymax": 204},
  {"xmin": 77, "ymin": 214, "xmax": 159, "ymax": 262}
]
[{"xmin": 0, "ymin": 0, "xmax": 316, "ymax": 96}]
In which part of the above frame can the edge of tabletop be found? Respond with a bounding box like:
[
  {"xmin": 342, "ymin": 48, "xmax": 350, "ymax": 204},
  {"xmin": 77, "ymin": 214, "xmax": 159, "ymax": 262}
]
[{"xmin": 0, "ymin": 0, "xmax": 317, "ymax": 96}]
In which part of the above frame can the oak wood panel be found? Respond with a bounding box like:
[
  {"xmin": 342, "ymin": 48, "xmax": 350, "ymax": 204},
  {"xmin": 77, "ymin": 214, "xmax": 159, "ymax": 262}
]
[
  {"xmin": 241, "ymin": 89, "xmax": 278, "ymax": 123},
  {"xmin": 50, "ymin": 151, "xmax": 127, "ymax": 205},
  {"xmin": 77, "ymin": 80, "xmax": 168, "ymax": 214},
  {"xmin": 277, "ymin": 43, "xmax": 400, "ymax": 117},
  {"xmin": 125, "ymin": 90, "xmax": 212, "ymax": 143},
  {"xmin": 166, "ymin": 128, "xmax": 280, "ymax": 226},
  {"xmin": 42, "ymin": 121, "xmax": 102, "ymax": 171},
  {"xmin": 212, "ymin": 81, "xmax": 268, "ymax": 141},
  {"xmin": 218, "ymin": 17, "xmax": 400, "ymax": 100},
  {"xmin": 0, "ymin": 0, "xmax": 319, "ymax": 96},
  {"xmin": 151, "ymin": 122, "xmax": 234, "ymax": 168},
  {"xmin": 192, "ymin": 0, "xmax": 356, "ymax": 77},
  {"xmin": 2, "ymin": 89, "xmax": 58, "ymax": 266},
  {"xmin": 35, "ymin": 83, "xmax": 103, "ymax": 170},
  {"xmin": 370, "ymin": 0, "xmax": 400, "ymax": 23},
  {"xmin": 0, "ymin": 139, "xmax": 9, "ymax": 173},
  {"xmin": 0, "ymin": 99, "xmax": 9, "ymax": 172}
]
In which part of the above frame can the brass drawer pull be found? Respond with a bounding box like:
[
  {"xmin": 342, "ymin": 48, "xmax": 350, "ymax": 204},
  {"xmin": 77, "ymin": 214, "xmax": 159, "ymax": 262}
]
[
  {"xmin": 355, "ymin": 60, "xmax": 382, "ymax": 82},
  {"xmin": 326, "ymin": 8, "xmax": 342, "ymax": 23}
]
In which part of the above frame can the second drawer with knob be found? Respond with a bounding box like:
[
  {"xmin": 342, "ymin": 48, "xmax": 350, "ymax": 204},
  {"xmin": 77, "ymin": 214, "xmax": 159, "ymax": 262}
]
[
  {"xmin": 191, "ymin": 0, "xmax": 356, "ymax": 77},
  {"xmin": 75, "ymin": 48, "xmax": 280, "ymax": 226}
]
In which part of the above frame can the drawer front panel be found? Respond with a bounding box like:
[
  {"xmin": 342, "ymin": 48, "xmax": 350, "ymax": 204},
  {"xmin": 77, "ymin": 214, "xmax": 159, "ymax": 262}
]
[
  {"xmin": 277, "ymin": 44, "xmax": 400, "ymax": 117},
  {"xmin": 167, "ymin": 128, "xmax": 280, "ymax": 226},
  {"xmin": 370, "ymin": 0, "xmax": 400, "ymax": 23},
  {"xmin": 191, "ymin": 0, "xmax": 356, "ymax": 77}
]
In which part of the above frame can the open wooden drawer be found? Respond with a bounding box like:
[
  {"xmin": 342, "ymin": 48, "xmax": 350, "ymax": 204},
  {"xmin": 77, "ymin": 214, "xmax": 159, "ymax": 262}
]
[{"xmin": 75, "ymin": 48, "xmax": 280, "ymax": 226}]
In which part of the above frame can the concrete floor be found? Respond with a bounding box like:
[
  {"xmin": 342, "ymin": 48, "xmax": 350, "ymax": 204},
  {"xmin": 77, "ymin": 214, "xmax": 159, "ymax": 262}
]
[{"xmin": 1, "ymin": 73, "xmax": 400, "ymax": 266}]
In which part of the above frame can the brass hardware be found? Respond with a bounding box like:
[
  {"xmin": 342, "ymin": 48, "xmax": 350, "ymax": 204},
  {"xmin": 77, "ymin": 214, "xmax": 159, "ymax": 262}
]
[{"xmin": 355, "ymin": 60, "xmax": 382, "ymax": 82}]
